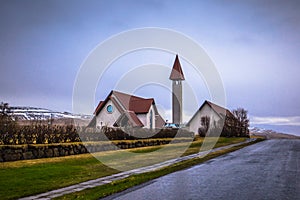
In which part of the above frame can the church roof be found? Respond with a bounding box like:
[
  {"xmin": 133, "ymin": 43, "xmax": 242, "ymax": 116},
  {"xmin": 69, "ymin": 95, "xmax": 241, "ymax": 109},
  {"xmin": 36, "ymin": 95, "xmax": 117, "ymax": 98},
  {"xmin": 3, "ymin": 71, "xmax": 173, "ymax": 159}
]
[
  {"xmin": 169, "ymin": 54, "xmax": 185, "ymax": 80},
  {"xmin": 113, "ymin": 111, "xmax": 144, "ymax": 127},
  {"xmin": 155, "ymin": 114, "xmax": 166, "ymax": 128},
  {"xmin": 94, "ymin": 101, "xmax": 104, "ymax": 115},
  {"xmin": 205, "ymin": 101, "xmax": 235, "ymax": 119},
  {"xmin": 186, "ymin": 100, "xmax": 236, "ymax": 126},
  {"xmin": 94, "ymin": 90, "xmax": 154, "ymax": 115},
  {"xmin": 113, "ymin": 91, "xmax": 154, "ymax": 114}
]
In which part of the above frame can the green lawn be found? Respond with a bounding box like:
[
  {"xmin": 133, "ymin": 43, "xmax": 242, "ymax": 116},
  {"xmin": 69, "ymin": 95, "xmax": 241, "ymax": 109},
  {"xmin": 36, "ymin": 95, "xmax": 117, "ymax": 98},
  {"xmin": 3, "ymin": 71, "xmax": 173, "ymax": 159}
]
[
  {"xmin": 56, "ymin": 139, "xmax": 263, "ymax": 200},
  {"xmin": 0, "ymin": 154, "xmax": 119, "ymax": 199},
  {"xmin": 0, "ymin": 137, "xmax": 249, "ymax": 199}
]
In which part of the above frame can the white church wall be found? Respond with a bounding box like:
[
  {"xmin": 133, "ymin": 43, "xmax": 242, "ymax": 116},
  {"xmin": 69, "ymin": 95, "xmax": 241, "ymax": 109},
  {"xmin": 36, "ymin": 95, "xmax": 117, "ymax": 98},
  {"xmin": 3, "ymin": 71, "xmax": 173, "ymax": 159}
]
[
  {"xmin": 96, "ymin": 99, "xmax": 121, "ymax": 127},
  {"xmin": 137, "ymin": 105, "xmax": 156, "ymax": 129},
  {"xmin": 188, "ymin": 104, "xmax": 221, "ymax": 134},
  {"xmin": 146, "ymin": 105, "xmax": 156, "ymax": 129},
  {"xmin": 137, "ymin": 113, "xmax": 147, "ymax": 127}
]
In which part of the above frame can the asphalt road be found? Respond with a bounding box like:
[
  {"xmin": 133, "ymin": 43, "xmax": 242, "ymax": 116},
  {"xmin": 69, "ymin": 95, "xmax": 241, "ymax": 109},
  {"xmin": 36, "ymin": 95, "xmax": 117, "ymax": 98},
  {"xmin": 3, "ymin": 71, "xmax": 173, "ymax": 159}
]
[{"xmin": 103, "ymin": 139, "xmax": 300, "ymax": 200}]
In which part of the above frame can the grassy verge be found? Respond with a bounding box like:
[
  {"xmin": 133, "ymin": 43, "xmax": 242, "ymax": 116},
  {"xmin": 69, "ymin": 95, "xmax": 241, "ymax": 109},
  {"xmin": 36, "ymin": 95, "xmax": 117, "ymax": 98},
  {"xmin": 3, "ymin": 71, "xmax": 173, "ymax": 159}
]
[
  {"xmin": 0, "ymin": 137, "xmax": 251, "ymax": 199},
  {"xmin": 55, "ymin": 138, "xmax": 264, "ymax": 200},
  {"xmin": 0, "ymin": 155, "xmax": 119, "ymax": 199}
]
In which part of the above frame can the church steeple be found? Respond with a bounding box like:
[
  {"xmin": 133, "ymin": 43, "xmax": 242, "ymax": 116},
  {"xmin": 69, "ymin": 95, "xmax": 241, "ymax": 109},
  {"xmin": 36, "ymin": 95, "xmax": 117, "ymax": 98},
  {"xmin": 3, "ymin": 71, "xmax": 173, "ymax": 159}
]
[
  {"xmin": 170, "ymin": 55, "xmax": 185, "ymax": 125},
  {"xmin": 169, "ymin": 54, "xmax": 185, "ymax": 80}
]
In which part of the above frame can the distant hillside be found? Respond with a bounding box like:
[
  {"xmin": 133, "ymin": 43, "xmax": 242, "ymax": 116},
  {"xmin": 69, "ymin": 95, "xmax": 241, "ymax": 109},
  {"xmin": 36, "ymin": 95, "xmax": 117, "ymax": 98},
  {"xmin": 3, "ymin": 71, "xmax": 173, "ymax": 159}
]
[
  {"xmin": 7, "ymin": 106, "xmax": 91, "ymax": 122},
  {"xmin": 250, "ymin": 127, "xmax": 300, "ymax": 139}
]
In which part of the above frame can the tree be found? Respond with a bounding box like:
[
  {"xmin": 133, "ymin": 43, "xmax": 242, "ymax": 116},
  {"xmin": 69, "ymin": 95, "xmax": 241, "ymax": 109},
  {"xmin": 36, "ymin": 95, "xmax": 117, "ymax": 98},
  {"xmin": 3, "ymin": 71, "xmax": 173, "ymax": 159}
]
[
  {"xmin": 232, "ymin": 108, "xmax": 249, "ymax": 137},
  {"xmin": 0, "ymin": 102, "xmax": 12, "ymax": 125},
  {"xmin": 0, "ymin": 102, "xmax": 16, "ymax": 139},
  {"xmin": 0, "ymin": 102, "xmax": 9, "ymax": 116},
  {"xmin": 198, "ymin": 116, "xmax": 210, "ymax": 137}
]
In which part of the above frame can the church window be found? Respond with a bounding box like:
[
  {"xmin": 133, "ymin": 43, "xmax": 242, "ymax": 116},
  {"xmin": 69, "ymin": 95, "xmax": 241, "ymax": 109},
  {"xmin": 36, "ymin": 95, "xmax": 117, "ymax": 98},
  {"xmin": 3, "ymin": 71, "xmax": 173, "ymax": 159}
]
[{"xmin": 106, "ymin": 105, "xmax": 113, "ymax": 113}]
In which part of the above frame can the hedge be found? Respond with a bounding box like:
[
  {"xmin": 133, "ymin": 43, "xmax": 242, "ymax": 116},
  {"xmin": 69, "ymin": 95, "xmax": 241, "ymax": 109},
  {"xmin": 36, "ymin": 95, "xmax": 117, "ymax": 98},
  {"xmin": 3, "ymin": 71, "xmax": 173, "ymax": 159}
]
[{"xmin": 0, "ymin": 124, "xmax": 194, "ymax": 145}]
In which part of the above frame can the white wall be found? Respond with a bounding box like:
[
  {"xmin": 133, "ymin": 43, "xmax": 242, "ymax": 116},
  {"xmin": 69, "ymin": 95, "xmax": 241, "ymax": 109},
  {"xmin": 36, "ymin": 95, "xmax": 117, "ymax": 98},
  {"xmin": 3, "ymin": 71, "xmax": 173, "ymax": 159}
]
[
  {"xmin": 96, "ymin": 99, "xmax": 121, "ymax": 127},
  {"xmin": 188, "ymin": 104, "xmax": 221, "ymax": 134},
  {"xmin": 147, "ymin": 105, "xmax": 155, "ymax": 129},
  {"xmin": 137, "ymin": 113, "xmax": 147, "ymax": 127},
  {"xmin": 95, "ymin": 98, "xmax": 158, "ymax": 129},
  {"xmin": 137, "ymin": 104, "xmax": 156, "ymax": 129}
]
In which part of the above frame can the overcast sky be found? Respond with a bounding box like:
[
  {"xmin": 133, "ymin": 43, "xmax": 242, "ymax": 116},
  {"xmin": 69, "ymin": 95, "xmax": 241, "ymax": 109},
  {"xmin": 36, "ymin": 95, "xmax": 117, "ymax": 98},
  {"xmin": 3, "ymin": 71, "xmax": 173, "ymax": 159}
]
[{"xmin": 1, "ymin": 0, "xmax": 300, "ymax": 134}]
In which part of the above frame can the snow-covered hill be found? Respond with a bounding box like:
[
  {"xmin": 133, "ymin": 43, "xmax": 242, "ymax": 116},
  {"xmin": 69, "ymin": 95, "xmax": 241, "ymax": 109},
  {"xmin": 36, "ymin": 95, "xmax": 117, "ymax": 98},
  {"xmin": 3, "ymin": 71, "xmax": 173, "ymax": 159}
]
[
  {"xmin": 249, "ymin": 127, "xmax": 300, "ymax": 139},
  {"xmin": 7, "ymin": 106, "xmax": 91, "ymax": 121}
]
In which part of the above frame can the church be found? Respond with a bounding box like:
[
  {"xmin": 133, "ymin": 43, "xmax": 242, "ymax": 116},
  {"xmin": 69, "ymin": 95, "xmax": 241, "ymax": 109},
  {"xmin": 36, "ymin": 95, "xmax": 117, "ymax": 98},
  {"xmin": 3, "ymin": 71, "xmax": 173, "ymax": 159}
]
[
  {"xmin": 90, "ymin": 90, "xmax": 165, "ymax": 129},
  {"xmin": 90, "ymin": 54, "xmax": 236, "ymax": 135}
]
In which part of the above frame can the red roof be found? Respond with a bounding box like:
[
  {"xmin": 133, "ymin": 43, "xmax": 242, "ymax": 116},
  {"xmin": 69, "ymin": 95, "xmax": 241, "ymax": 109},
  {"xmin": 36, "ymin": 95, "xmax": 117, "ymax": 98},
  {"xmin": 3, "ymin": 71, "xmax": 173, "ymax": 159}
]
[
  {"xmin": 94, "ymin": 90, "xmax": 154, "ymax": 115},
  {"xmin": 155, "ymin": 114, "xmax": 166, "ymax": 128},
  {"xmin": 113, "ymin": 91, "xmax": 154, "ymax": 114},
  {"xmin": 169, "ymin": 54, "xmax": 185, "ymax": 80},
  {"xmin": 94, "ymin": 101, "xmax": 104, "ymax": 115},
  {"xmin": 114, "ymin": 111, "xmax": 144, "ymax": 127},
  {"xmin": 205, "ymin": 101, "xmax": 235, "ymax": 119},
  {"xmin": 186, "ymin": 100, "xmax": 236, "ymax": 126}
]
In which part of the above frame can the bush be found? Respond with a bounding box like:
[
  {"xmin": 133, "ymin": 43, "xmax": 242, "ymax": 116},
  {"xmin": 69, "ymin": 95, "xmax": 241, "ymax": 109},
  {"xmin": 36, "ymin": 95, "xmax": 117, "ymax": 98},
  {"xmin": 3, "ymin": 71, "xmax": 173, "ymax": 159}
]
[
  {"xmin": 80, "ymin": 127, "xmax": 194, "ymax": 142},
  {"xmin": 0, "ymin": 124, "xmax": 194, "ymax": 145},
  {"xmin": 0, "ymin": 124, "xmax": 81, "ymax": 145}
]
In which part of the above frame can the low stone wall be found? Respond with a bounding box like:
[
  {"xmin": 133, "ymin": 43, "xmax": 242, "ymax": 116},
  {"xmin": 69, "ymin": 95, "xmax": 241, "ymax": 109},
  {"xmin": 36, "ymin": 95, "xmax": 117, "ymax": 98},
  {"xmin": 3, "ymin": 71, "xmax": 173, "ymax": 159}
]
[
  {"xmin": 0, "ymin": 143, "xmax": 88, "ymax": 162},
  {"xmin": 0, "ymin": 139, "xmax": 189, "ymax": 162}
]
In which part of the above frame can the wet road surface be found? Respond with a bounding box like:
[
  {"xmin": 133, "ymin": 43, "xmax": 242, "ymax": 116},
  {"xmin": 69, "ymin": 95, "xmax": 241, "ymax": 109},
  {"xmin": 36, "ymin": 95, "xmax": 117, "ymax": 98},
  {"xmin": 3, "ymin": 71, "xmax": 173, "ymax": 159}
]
[{"xmin": 103, "ymin": 139, "xmax": 300, "ymax": 200}]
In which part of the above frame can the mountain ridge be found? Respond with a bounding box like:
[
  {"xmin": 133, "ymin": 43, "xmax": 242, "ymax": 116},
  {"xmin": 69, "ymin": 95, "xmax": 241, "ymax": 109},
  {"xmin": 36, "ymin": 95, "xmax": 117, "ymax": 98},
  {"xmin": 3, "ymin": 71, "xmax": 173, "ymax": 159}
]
[
  {"xmin": 6, "ymin": 106, "xmax": 91, "ymax": 121},
  {"xmin": 250, "ymin": 127, "xmax": 300, "ymax": 139}
]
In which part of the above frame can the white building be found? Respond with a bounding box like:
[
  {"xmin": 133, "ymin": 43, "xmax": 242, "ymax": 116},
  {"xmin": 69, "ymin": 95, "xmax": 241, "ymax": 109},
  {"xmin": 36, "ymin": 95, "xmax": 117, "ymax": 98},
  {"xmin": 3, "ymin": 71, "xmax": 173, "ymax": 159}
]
[
  {"xmin": 186, "ymin": 100, "xmax": 236, "ymax": 135},
  {"xmin": 90, "ymin": 90, "xmax": 165, "ymax": 129},
  {"xmin": 88, "ymin": 55, "xmax": 240, "ymax": 135}
]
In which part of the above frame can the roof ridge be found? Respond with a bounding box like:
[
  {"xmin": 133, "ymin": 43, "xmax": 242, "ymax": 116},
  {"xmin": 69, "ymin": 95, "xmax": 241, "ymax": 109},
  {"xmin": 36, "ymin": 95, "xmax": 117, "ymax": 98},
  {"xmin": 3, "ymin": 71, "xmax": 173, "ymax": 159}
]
[
  {"xmin": 131, "ymin": 98, "xmax": 154, "ymax": 101},
  {"xmin": 111, "ymin": 90, "xmax": 154, "ymax": 114},
  {"xmin": 112, "ymin": 90, "xmax": 147, "ymax": 100},
  {"xmin": 205, "ymin": 100, "xmax": 235, "ymax": 118},
  {"xmin": 206, "ymin": 100, "xmax": 228, "ymax": 110}
]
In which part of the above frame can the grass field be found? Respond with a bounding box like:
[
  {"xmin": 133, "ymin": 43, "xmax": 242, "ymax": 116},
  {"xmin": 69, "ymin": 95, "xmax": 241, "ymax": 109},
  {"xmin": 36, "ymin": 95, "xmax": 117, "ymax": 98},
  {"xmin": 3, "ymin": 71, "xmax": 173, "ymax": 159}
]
[
  {"xmin": 55, "ymin": 139, "xmax": 263, "ymax": 200},
  {"xmin": 0, "ymin": 137, "xmax": 250, "ymax": 199}
]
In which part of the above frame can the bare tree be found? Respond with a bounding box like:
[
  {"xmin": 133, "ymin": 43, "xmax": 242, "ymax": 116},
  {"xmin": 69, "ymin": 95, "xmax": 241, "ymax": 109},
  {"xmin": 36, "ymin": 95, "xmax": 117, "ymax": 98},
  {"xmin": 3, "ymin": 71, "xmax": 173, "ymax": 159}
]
[
  {"xmin": 198, "ymin": 116, "xmax": 210, "ymax": 137},
  {"xmin": 0, "ymin": 102, "xmax": 10, "ymax": 116},
  {"xmin": 232, "ymin": 108, "xmax": 249, "ymax": 137},
  {"xmin": 0, "ymin": 102, "xmax": 16, "ymax": 136}
]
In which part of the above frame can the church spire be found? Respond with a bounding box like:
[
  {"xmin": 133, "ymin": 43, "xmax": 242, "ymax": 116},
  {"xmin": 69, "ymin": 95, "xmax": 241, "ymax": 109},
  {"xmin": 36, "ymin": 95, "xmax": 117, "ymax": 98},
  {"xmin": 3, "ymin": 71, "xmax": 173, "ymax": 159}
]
[
  {"xmin": 170, "ymin": 54, "xmax": 184, "ymax": 125},
  {"xmin": 169, "ymin": 54, "xmax": 185, "ymax": 80}
]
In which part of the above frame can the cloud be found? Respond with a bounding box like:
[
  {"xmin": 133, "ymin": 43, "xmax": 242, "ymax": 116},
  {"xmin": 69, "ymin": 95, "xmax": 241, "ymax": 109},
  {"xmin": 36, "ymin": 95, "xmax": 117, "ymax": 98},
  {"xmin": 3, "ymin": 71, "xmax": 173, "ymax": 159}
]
[{"xmin": 251, "ymin": 116, "xmax": 300, "ymax": 126}]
